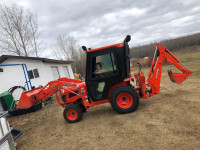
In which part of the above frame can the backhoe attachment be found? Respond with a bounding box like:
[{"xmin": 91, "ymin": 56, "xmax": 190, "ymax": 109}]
[
  {"xmin": 135, "ymin": 43, "xmax": 192, "ymax": 99},
  {"xmin": 147, "ymin": 43, "xmax": 192, "ymax": 93}
]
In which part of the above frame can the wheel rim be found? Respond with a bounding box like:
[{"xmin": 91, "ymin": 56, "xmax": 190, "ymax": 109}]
[
  {"xmin": 66, "ymin": 109, "xmax": 78, "ymax": 121},
  {"xmin": 116, "ymin": 93, "xmax": 133, "ymax": 109}
]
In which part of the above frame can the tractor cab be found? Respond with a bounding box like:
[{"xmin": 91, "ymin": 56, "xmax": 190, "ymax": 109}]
[{"xmin": 83, "ymin": 35, "xmax": 131, "ymax": 102}]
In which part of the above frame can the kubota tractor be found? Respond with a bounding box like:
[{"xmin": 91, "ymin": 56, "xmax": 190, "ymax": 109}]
[{"xmin": 13, "ymin": 35, "xmax": 192, "ymax": 123}]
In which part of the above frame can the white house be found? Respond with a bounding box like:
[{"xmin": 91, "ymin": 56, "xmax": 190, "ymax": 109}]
[{"xmin": 0, "ymin": 55, "xmax": 74, "ymax": 94}]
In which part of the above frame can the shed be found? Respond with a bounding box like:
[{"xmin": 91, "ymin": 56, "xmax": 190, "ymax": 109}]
[{"xmin": 0, "ymin": 55, "xmax": 74, "ymax": 94}]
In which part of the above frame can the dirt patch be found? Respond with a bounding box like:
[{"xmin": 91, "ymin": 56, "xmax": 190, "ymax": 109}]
[{"xmin": 8, "ymin": 50, "xmax": 200, "ymax": 150}]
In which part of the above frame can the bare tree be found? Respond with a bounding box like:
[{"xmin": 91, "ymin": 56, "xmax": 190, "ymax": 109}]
[
  {"xmin": 0, "ymin": 4, "xmax": 42, "ymax": 57},
  {"xmin": 52, "ymin": 35, "xmax": 86, "ymax": 76},
  {"xmin": 52, "ymin": 35, "xmax": 75, "ymax": 60}
]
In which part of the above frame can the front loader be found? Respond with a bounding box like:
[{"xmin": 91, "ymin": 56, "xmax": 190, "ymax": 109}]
[{"xmin": 11, "ymin": 35, "xmax": 192, "ymax": 123}]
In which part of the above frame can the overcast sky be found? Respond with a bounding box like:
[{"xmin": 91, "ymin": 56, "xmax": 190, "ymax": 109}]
[{"xmin": 1, "ymin": 0, "xmax": 200, "ymax": 58}]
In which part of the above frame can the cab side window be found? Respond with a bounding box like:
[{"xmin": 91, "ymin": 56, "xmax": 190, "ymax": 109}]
[{"xmin": 92, "ymin": 53, "xmax": 117, "ymax": 79}]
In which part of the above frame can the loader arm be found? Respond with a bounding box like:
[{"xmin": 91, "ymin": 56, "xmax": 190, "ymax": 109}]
[
  {"xmin": 16, "ymin": 78, "xmax": 84, "ymax": 109},
  {"xmin": 147, "ymin": 43, "xmax": 192, "ymax": 94}
]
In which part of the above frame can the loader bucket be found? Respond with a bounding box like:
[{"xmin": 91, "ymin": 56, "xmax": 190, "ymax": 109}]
[
  {"xmin": 168, "ymin": 70, "xmax": 191, "ymax": 84},
  {"xmin": 16, "ymin": 88, "xmax": 42, "ymax": 109}
]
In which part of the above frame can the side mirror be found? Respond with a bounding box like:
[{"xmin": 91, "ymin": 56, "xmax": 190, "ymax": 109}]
[
  {"xmin": 124, "ymin": 35, "xmax": 131, "ymax": 43},
  {"xmin": 82, "ymin": 46, "xmax": 87, "ymax": 51}
]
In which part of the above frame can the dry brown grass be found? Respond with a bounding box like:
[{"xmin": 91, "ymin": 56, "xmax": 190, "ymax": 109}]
[{"xmin": 8, "ymin": 48, "xmax": 200, "ymax": 150}]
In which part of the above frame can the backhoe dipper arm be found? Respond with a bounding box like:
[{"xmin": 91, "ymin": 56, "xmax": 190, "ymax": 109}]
[{"xmin": 147, "ymin": 43, "xmax": 192, "ymax": 95}]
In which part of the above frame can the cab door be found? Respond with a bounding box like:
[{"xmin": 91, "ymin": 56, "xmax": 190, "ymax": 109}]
[{"xmin": 86, "ymin": 47, "xmax": 125, "ymax": 102}]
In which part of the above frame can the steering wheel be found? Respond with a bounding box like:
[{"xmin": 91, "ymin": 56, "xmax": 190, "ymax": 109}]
[{"xmin": 93, "ymin": 72, "xmax": 104, "ymax": 78}]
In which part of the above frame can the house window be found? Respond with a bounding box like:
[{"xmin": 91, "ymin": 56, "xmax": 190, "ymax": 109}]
[
  {"xmin": 28, "ymin": 69, "xmax": 39, "ymax": 79},
  {"xmin": 63, "ymin": 66, "xmax": 70, "ymax": 78},
  {"xmin": 28, "ymin": 70, "xmax": 34, "ymax": 79},
  {"xmin": 33, "ymin": 69, "xmax": 39, "ymax": 78}
]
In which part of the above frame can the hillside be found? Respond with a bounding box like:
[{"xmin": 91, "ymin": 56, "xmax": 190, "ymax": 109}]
[{"xmin": 130, "ymin": 33, "xmax": 200, "ymax": 58}]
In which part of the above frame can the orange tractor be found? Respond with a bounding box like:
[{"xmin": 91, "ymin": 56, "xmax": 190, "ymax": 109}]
[{"xmin": 10, "ymin": 35, "xmax": 192, "ymax": 123}]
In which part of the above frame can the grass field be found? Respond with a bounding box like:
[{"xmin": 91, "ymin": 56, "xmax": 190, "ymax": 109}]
[{"xmin": 8, "ymin": 47, "xmax": 200, "ymax": 150}]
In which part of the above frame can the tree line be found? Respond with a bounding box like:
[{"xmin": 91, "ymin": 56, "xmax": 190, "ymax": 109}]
[{"xmin": 130, "ymin": 33, "xmax": 200, "ymax": 58}]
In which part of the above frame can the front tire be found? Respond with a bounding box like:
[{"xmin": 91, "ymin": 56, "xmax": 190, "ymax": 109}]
[
  {"xmin": 110, "ymin": 85, "xmax": 139, "ymax": 114},
  {"xmin": 63, "ymin": 103, "xmax": 83, "ymax": 123}
]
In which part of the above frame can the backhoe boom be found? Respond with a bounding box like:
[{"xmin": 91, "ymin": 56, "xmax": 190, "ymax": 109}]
[{"xmin": 137, "ymin": 43, "xmax": 192, "ymax": 98}]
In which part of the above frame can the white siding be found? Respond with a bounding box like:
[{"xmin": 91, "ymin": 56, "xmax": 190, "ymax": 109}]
[
  {"xmin": 0, "ymin": 58, "xmax": 74, "ymax": 93},
  {"xmin": 42, "ymin": 62, "xmax": 74, "ymax": 79}
]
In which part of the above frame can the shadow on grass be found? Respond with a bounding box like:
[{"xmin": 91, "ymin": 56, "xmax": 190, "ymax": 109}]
[
  {"xmin": 83, "ymin": 100, "xmax": 152, "ymax": 121},
  {"xmin": 85, "ymin": 105, "xmax": 116, "ymax": 119}
]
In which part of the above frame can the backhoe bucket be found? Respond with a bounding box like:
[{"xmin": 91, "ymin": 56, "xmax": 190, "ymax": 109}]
[{"xmin": 168, "ymin": 70, "xmax": 191, "ymax": 84}]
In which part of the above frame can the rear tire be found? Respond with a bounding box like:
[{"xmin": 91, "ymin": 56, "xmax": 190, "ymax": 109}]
[
  {"xmin": 110, "ymin": 85, "xmax": 139, "ymax": 114},
  {"xmin": 63, "ymin": 103, "xmax": 83, "ymax": 123}
]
